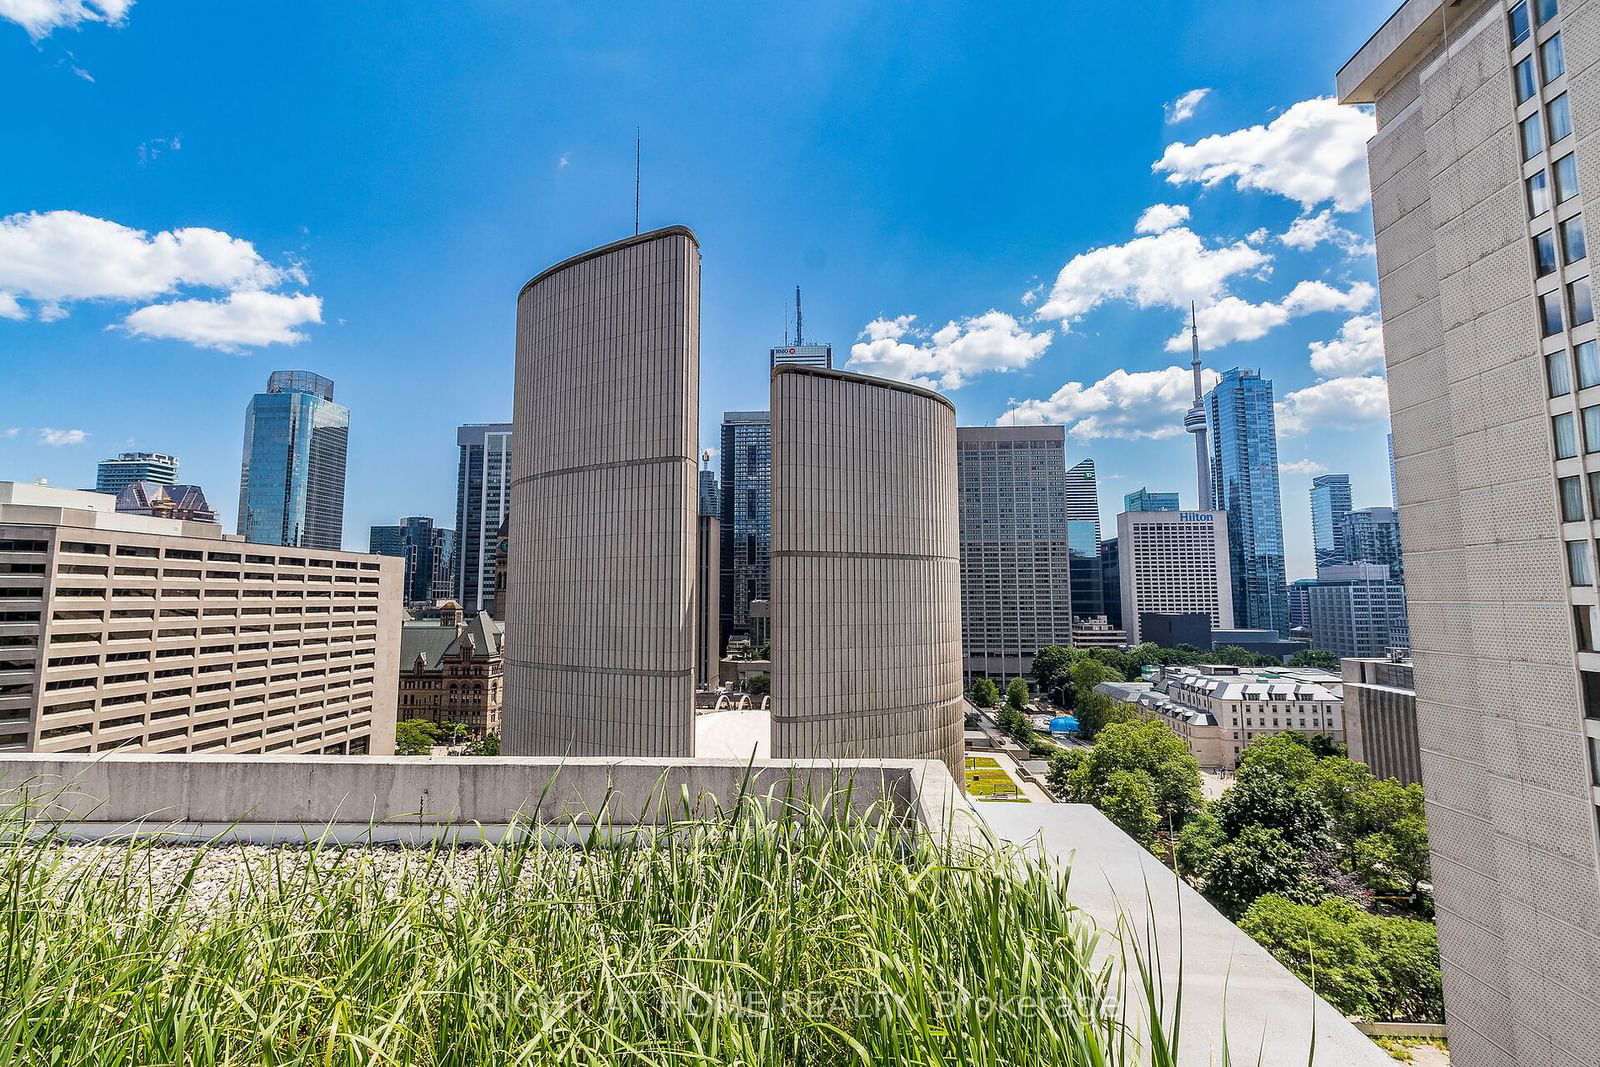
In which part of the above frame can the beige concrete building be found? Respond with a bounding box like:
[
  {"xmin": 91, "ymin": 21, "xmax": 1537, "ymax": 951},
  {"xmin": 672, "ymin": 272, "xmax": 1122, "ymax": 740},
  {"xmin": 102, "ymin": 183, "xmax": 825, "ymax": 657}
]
[
  {"xmin": 1117, "ymin": 509, "xmax": 1234, "ymax": 644},
  {"xmin": 0, "ymin": 482, "xmax": 400, "ymax": 755},
  {"xmin": 1100, "ymin": 665, "xmax": 1343, "ymax": 770},
  {"xmin": 1341, "ymin": 655, "xmax": 1422, "ymax": 785},
  {"xmin": 504, "ymin": 226, "xmax": 700, "ymax": 757},
  {"xmin": 769, "ymin": 365, "xmax": 964, "ymax": 776},
  {"xmin": 1341, "ymin": 3, "xmax": 1600, "ymax": 1060}
]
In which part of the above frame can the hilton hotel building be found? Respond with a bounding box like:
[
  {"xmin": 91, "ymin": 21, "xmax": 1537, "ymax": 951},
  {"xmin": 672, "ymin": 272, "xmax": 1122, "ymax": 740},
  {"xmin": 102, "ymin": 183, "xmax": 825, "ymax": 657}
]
[
  {"xmin": 1343, "ymin": 1, "xmax": 1600, "ymax": 1062},
  {"xmin": 0, "ymin": 483, "xmax": 400, "ymax": 755}
]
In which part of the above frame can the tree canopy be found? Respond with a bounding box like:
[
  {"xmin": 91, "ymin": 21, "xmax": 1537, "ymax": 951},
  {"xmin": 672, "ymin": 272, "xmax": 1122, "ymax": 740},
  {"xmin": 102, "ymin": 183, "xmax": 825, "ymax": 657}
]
[
  {"xmin": 1051, "ymin": 719, "xmax": 1203, "ymax": 828},
  {"xmin": 1239, "ymin": 895, "xmax": 1443, "ymax": 1022},
  {"xmin": 968, "ymin": 677, "xmax": 1000, "ymax": 708}
]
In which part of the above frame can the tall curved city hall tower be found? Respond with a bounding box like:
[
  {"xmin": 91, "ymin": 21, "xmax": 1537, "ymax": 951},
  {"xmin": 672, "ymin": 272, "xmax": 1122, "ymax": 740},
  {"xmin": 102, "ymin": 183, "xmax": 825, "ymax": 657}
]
[
  {"xmin": 503, "ymin": 227, "xmax": 701, "ymax": 756},
  {"xmin": 769, "ymin": 365, "xmax": 965, "ymax": 777}
]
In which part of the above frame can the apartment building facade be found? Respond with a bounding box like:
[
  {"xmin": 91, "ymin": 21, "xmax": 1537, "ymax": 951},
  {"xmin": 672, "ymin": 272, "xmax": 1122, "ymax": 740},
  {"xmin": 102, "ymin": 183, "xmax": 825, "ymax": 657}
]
[
  {"xmin": 1341, "ymin": 2, "xmax": 1600, "ymax": 1060},
  {"xmin": 1100, "ymin": 665, "xmax": 1344, "ymax": 770},
  {"xmin": 0, "ymin": 482, "xmax": 400, "ymax": 755},
  {"xmin": 955, "ymin": 425, "xmax": 1074, "ymax": 679}
]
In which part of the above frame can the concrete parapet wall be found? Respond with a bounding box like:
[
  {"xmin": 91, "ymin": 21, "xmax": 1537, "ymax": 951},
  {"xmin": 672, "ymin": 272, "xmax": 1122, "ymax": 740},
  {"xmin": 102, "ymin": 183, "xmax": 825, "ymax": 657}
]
[{"xmin": 0, "ymin": 753, "xmax": 976, "ymax": 846}]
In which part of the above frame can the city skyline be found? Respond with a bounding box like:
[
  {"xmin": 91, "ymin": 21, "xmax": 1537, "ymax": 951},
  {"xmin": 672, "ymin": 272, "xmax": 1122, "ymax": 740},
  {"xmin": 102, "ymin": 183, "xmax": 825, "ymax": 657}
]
[{"xmin": 1, "ymin": 1, "xmax": 1397, "ymax": 579}]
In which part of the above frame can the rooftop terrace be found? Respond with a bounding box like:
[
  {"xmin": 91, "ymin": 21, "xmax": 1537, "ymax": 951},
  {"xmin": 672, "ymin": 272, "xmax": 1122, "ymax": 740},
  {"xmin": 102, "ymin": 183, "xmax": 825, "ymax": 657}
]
[{"xmin": 0, "ymin": 753, "xmax": 1393, "ymax": 1065}]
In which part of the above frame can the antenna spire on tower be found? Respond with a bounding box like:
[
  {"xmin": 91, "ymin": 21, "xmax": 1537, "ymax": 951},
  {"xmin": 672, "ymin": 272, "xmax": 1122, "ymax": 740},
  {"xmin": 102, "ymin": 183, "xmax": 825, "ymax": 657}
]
[
  {"xmin": 794, "ymin": 286, "xmax": 803, "ymax": 346},
  {"xmin": 634, "ymin": 128, "xmax": 641, "ymax": 236}
]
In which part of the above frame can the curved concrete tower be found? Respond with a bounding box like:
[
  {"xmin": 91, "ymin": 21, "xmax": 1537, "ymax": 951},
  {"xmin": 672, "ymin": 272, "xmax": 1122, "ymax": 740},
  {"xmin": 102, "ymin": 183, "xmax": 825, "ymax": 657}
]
[
  {"xmin": 504, "ymin": 227, "xmax": 700, "ymax": 756},
  {"xmin": 770, "ymin": 365, "xmax": 964, "ymax": 776}
]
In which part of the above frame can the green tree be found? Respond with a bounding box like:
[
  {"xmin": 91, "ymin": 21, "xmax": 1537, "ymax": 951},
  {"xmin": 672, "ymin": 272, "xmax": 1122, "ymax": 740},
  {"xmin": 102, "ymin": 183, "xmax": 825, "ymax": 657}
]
[
  {"xmin": 1074, "ymin": 719, "xmax": 1204, "ymax": 827},
  {"xmin": 1203, "ymin": 825, "xmax": 1324, "ymax": 919},
  {"xmin": 442, "ymin": 722, "xmax": 470, "ymax": 746},
  {"xmin": 1238, "ymin": 895, "xmax": 1382, "ymax": 1017},
  {"xmin": 969, "ymin": 676, "xmax": 1000, "ymax": 708},
  {"xmin": 1213, "ymin": 775, "xmax": 1334, "ymax": 854},
  {"xmin": 465, "ymin": 732, "xmax": 501, "ymax": 756},
  {"xmin": 1005, "ymin": 677, "xmax": 1031, "ymax": 711},
  {"xmin": 1030, "ymin": 645, "xmax": 1076, "ymax": 702},
  {"xmin": 1236, "ymin": 732, "xmax": 1321, "ymax": 790},
  {"xmin": 395, "ymin": 719, "xmax": 440, "ymax": 756},
  {"xmin": 1046, "ymin": 747, "xmax": 1087, "ymax": 799},
  {"xmin": 1175, "ymin": 809, "xmax": 1225, "ymax": 881},
  {"xmin": 746, "ymin": 673, "xmax": 770, "ymax": 698},
  {"xmin": 996, "ymin": 705, "xmax": 1033, "ymax": 745},
  {"xmin": 1366, "ymin": 909, "xmax": 1444, "ymax": 1021},
  {"xmin": 1098, "ymin": 770, "xmax": 1160, "ymax": 847},
  {"xmin": 1302, "ymin": 756, "xmax": 1377, "ymax": 838},
  {"xmin": 1287, "ymin": 649, "xmax": 1340, "ymax": 670},
  {"xmin": 1237, "ymin": 896, "xmax": 1443, "ymax": 1022}
]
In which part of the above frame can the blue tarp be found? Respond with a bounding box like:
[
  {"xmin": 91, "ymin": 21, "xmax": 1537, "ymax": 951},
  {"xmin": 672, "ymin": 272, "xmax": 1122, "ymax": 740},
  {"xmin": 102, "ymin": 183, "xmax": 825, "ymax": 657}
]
[{"xmin": 1049, "ymin": 715, "xmax": 1079, "ymax": 734}]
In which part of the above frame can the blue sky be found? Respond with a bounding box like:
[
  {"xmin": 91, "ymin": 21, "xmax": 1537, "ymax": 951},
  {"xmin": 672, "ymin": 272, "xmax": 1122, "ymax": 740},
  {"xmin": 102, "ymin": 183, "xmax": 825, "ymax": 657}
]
[{"xmin": 1, "ymin": 0, "xmax": 1401, "ymax": 579}]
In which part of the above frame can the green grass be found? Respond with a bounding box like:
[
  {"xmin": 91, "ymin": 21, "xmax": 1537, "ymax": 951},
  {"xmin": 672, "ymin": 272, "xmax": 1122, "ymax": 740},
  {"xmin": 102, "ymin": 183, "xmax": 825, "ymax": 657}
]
[
  {"xmin": 964, "ymin": 755, "xmax": 1029, "ymax": 801},
  {"xmin": 0, "ymin": 793, "xmax": 1206, "ymax": 1066}
]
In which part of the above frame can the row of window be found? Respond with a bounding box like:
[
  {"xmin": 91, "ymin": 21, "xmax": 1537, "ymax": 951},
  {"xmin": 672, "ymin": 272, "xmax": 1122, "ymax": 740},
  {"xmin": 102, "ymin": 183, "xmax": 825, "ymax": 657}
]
[
  {"xmin": 1535, "ymin": 214, "xmax": 1587, "ymax": 276},
  {"xmin": 1514, "ymin": 31, "xmax": 1565, "ymax": 103},
  {"xmin": 1528, "ymin": 154, "xmax": 1580, "ymax": 216},
  {"xmin": 1521, "ymin": 92, "xmax": 1573, "ymax": 161},
  {"xmin": 1509, "ymin": 0, "xmax": 1559, "ymax": 47},
  {"xmin": 1539, "ymin": 277, "xmax": 1593, "ymax": 336}
]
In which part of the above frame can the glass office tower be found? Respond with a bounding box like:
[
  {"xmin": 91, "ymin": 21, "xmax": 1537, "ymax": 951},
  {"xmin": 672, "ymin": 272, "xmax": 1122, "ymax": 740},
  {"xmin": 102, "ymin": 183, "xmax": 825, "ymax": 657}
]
[
  {"xmin": 455, "ymin": 423, "xmax": 513, "ymax": 612},
  {"xmin": 1124, "ymin": 487, "xmax": 1180, "ymax": 513},
  {"xmin": 1066, "ymin": 458, "xmax": 1104, "ymax": 620},
  {"xmin": 1207, "ymin": 368, "xmax": 1289, "ymax": 635},
  {"xmin": 96, "ymin": 452, "xmax": 179, "ymax": 495},
  {"xmin": 237, "ymin": 371, "xmax": 348, "ymax": 550},
  {"xmin": 1310, "ymin": 473, "xmax": 1353, "ymax": 571},
  {"xmin": 719, "ymin": 411, "xmax": 771, "ymax": 650},
  {"xmin": 369, "ymin": 515, "xmax": 456, "ymax": 606}
]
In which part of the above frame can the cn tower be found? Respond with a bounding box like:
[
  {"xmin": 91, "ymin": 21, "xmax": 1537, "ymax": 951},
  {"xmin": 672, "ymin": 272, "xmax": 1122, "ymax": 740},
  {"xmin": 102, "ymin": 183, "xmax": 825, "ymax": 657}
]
[{"xmin": 1183, "ymin": 302, "xmax": 1211, "ymax": 509}]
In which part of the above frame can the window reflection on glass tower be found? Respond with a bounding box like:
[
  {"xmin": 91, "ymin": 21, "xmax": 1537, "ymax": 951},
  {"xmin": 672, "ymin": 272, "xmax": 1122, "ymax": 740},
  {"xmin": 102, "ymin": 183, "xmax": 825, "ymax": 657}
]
[
  {"xmin": 719, "ymin": 411, "xmax": 771, "ymax": 651},
  {"xmin": 455, "ymin": 424, "xmax": 513, "ymax": 612},
  {"xmin": 237, "ymin": 370, "xmax": 348, "ymax": 550},
  {"xmin": 1066, "ymin": 458, "xmax": 1104, "ymax": 621},
  {"xmin": 1206, "ymin": 368, "xmax": 1289, "ymax": 635},
  {"xmin": 1310, "ymin": 473, "xmax": 1353, "ymax": 571}
]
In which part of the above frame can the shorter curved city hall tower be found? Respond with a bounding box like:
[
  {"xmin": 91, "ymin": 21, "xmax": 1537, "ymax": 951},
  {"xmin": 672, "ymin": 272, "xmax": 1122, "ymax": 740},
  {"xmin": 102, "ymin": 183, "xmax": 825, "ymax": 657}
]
[
  {"xmin": 503, "ymin": 227, "xmax": 700, "ymax": 756},
  {"xmin": 770, "ymin": 365, "xmax": 964, "ymax": 776}
]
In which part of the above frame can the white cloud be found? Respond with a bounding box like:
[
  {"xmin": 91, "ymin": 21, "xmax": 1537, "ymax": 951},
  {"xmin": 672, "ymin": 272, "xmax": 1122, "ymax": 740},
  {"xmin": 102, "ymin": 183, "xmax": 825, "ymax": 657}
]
[
  {"xmin": 38, "ymin": 427, "xmax": 87, "ymax": 446},
  {"xmin": 846, "ymin": 311, "xmax": 1052, "ymax": 391},
  {"xmin": 1134, "ymin": 203, "xmax": 1191, "ymax": 235},
  {"xmin": 1278, "ymin": 458, "xmax": 1329, "ymax": 476},
  {"xmin": 1166, "ymin": 88, "xmax": 1211, "ymax": 124},
  {"xmin": 0, "ymin": 0, "xmax": 132, "ymax": 39},
  {"xmin": 1281, "ymin": 210, "xmax": 1339, "ymax": 250},
  {"xmin": 1165, "ymin": 279, "xmax": 1375, "ymax": 352},
  {"xmin": 1, "ymin": 428, "xmax": 18, "ymax": 438},
  {"xmin": 1154, "ymin": 97, "xmax": 1376, "ymax": 212},
  {"xmin": 121, "ymin": 290, "xmax": 323, "ymax": 352},
  {"xmin": 1034, "ymin": 227, "xmax": 1269, "ymax": 325},
  {"xmin": 1308, "ymin": 313, "xmax": 1385, "ymax": 376},
  {"xmin": 0, "ymin": 211, "xmax": 292, "ymax": 307},
  {"xmin": 0, "ymin": 211, "xmax": 320, "ymax": 350},
  {"xmin": 558, "ymin": 154, "xmax": 570, "ymax": 169},
  {"xmin": 999, "ymin": 365, "xmax": 1220, "ymax": 441},
  {"xmin": 1280, "ymin": 209, "xmax": 1374, "ymax": 258},
  {"xmin": 1276, "ymin": 375, "xmax": 1389, "ymax": 435}
]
